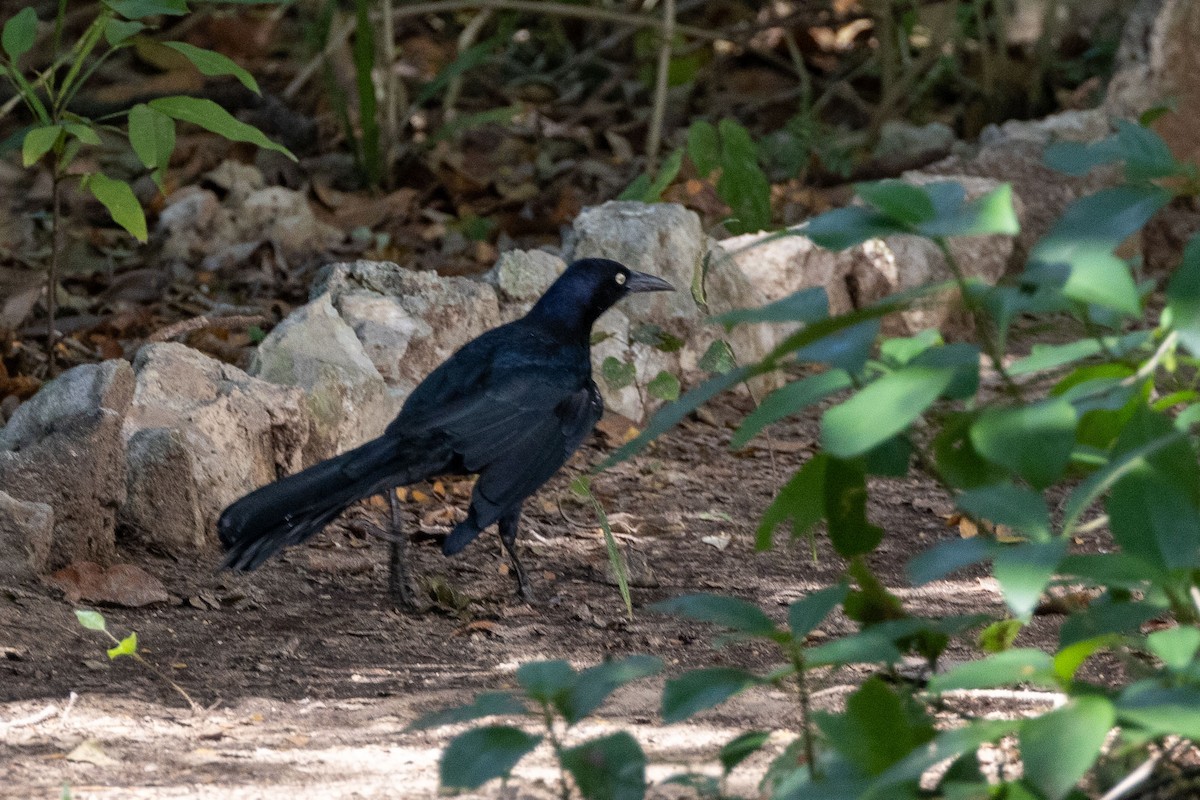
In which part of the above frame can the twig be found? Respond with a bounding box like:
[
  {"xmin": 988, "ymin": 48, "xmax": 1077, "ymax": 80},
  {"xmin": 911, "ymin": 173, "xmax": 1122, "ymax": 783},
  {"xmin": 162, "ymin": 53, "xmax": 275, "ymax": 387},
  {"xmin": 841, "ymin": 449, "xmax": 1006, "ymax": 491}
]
[
  {"xmin": 1, "ymin": 703, "xmax": 59, "ymax": 729},
  {"xmin": 391, "ymin": 0, "xmax": 718, "ymax": 41},
  {"xmin": 1100, "ymin": 752, "xmax": 1161, "ymax": 800},
  {"xmin": 443, "ymin": 9, "xmax": 494, "ymax": 122},
  {"xmin": 58, "ymin": 691, "xmax": 77, "ymax": 728},
  {"xmin": 644, "ymin": 0, "xmax": 675, "ymax": 170},
  {"xmin": 147, "ymin": 313, "xmax": 267, "ymax": 343},
  {"xmin": 283, "ymin": 12, "xmax": 358, "ymax": 101}
]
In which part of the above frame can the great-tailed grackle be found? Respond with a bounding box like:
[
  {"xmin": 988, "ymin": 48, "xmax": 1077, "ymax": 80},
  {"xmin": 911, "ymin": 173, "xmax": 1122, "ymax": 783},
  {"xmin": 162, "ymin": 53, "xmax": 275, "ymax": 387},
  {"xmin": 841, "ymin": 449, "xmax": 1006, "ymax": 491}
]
[{"xmin": 218, "ymin": 258, "xmax": 673, "ymax": 606}]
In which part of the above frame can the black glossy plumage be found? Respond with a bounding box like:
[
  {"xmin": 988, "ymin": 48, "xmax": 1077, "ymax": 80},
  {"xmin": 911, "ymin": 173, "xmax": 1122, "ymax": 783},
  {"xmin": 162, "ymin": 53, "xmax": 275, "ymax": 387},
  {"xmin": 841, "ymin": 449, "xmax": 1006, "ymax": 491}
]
[{"xmin": 217, "ymin": 257, "xmax": 672, "ymax": 602}]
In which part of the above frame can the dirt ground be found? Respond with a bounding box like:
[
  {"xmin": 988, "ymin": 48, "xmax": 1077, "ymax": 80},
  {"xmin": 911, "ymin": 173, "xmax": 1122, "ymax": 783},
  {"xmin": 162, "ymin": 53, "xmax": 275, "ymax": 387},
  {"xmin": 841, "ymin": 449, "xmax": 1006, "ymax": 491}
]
[{"xmin": 0, "ymin": 391, "xmax": 1084, "ymax": 800}]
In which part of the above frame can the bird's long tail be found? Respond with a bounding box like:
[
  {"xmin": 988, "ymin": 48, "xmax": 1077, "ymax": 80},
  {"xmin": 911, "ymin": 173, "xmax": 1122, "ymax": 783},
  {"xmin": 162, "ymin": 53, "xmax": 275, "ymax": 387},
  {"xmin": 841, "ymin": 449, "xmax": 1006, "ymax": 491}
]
[{"xmin": 219, "ymin": 437, "xmax": 412, "ymax": 571}]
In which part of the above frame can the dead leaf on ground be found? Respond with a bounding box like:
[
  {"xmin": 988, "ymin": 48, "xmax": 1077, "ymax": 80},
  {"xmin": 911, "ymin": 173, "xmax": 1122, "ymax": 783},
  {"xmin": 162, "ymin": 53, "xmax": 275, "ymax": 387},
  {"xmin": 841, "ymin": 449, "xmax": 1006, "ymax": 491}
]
[
  {"xmin": 48, "ymin": 562, "xmax": 170, "ymax": 607},
  {"xmin": 65, "ymin": 739, "xmax": 118, "ymax": 767}
]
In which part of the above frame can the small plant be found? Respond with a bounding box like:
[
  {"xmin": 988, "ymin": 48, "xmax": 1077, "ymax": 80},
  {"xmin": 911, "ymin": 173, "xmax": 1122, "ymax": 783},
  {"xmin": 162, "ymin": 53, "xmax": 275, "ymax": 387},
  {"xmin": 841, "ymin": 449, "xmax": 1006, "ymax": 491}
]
[
  {"xmin": 411, "ymin": 655, "xmax": 662, "ymax": 798},
  {"xmin": 1, "ymin": 1, "xmax": 294, "ymax": 371},
  {"xmin": 75, "ymin": 609, "xmax": 198, "ymax": 710}
]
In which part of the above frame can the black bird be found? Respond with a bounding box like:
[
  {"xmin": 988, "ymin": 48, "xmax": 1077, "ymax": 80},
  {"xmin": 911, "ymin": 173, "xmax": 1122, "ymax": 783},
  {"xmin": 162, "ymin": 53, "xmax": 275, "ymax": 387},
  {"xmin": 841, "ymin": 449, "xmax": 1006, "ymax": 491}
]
[{"xmin": 218, "ymin": 258, "xmax": 673, "ymax": 606}]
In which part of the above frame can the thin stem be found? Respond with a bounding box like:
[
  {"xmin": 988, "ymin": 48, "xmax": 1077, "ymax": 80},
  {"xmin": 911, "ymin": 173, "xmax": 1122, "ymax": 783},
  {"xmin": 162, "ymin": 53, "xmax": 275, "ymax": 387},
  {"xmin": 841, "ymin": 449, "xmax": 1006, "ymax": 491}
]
[
  {"xmin": 100, "ymin": 630, "xmax": 199, "ymax": 712},
  {"xmin": 542, "ymin": 704, "xmax": 571, "ymax": 800},
  {"xmin": 933, "ymin": 237, "xmax": 1022, "ymax": 399},
  {"xmin": 391, "ymin": 0, "xmax": 718, "ymax": 42},
  {"xmin": 644, "ymin": 0, "xmax": 674, "ymax": 170},
  {"xmin": 46, "ymin": 164, "xmax": 62, "ymax": 375},
  {"xmin": 791, "ymin": 648, "xmax": 818, "ymax": 781}
]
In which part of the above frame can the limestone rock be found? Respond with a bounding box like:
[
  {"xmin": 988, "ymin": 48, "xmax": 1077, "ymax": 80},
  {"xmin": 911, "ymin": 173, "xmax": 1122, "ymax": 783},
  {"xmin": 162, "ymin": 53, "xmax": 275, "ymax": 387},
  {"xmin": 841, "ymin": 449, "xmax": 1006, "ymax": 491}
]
[
  {"xmin": 0, "ymin": 490, "xmax": 53, "ymax": 582},
  {"xmin": 121, "ymin": 343, "xmax": 311, "ymax": 553},
  {"xmin": 315, "ymin": 260, "xmax": 503, "ymax": 398},
  {"xmin": 251, "ymin": 293, "xmax": 397, "ymax": 453},
  {"xmin": 0, "ymin": 360, "xmax": 133, "ymax": 568}
]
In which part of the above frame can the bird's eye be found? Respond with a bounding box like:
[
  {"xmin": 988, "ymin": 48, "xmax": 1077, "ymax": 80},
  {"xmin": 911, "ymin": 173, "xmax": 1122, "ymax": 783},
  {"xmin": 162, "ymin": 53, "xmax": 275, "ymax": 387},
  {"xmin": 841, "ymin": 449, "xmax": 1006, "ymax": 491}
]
[{"xmin": 615, "ymin": 273, "xmax": 627, "ymax": 285}]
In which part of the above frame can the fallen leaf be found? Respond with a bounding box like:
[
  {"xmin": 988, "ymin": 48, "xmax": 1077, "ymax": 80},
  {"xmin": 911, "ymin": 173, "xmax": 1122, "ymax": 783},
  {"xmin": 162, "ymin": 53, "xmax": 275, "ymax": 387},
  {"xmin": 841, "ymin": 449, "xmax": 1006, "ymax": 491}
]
[
  {"xmin": 66, "ymin": 739, "xmax": 118, "ymax": 767},
  {"xmin": 49, "ymin": 562, "xmax": 169, "ymax": 607},
  {"xmin": 701, "ymin": 533, "xmax": 732, "ymax": 550}
]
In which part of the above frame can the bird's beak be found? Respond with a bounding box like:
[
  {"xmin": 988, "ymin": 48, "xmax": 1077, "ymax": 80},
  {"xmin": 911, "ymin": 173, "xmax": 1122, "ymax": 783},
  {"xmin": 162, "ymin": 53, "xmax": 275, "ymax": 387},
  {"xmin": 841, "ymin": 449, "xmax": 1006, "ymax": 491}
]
[{"xmin": 624, "ymin": 270, "xmax": 674, "ymax": 293}]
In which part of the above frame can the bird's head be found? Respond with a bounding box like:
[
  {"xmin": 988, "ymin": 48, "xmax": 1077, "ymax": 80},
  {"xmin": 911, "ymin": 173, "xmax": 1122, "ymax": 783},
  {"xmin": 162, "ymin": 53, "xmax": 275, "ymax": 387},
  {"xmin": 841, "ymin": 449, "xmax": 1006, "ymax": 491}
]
[{"xmin": 528, "ymin": 258, "xmax": 674, "ymax": 336}]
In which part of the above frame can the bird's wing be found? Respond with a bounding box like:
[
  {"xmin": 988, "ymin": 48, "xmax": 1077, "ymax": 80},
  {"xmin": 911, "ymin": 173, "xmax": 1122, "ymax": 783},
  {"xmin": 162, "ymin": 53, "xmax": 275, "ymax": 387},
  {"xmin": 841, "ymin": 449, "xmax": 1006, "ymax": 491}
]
[{"xmin": 418, "ymin": 371, "xmax": 602, "ymax": 528}]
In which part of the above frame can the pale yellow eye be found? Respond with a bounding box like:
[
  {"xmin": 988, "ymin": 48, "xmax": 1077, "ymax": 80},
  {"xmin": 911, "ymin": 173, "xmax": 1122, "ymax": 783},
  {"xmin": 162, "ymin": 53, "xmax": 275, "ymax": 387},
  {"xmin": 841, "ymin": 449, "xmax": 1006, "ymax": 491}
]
[{"xmin": 615, "ymin": 273, "xmax": 627, "ymax": 285}]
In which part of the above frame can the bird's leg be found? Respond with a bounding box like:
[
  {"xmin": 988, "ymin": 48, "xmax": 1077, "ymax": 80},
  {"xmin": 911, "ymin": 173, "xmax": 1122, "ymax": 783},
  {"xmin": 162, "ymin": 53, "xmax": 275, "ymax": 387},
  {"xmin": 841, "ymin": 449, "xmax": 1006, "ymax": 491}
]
[
  {"xmin": 387, "ymin": 490, "xmax": 418, "ymax": 610},
  {"xmin": 498, "ymin": 506, "xmax": 535, "ymax": 603}
]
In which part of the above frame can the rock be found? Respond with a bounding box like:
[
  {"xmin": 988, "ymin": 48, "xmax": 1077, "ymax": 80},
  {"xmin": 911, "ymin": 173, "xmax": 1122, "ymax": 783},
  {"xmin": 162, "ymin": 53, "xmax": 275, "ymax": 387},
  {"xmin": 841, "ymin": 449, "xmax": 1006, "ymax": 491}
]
[
  {"xmin": 488, "ymin": 249, "xmax": 567, "ymax": 307},
  {"xmin": 568, "ymin": 201, "xmax": 780, "ymax": 420},
  {"xmin": 121, "ymin": 343, "xmax": 312, "ymax": 553},
  {"xmin": 922, "ymin": 109, "xmax": 1117, "ymax": 264},
  {"xmin": 157, "ymin": 160, "xmax": 341, "ymax": 266},
  {"xmin": 873, "ymin": 120, "xmax": 957, "ymax": 163},
  {"xmin": 723, "ymin": 176, "xmax": 1018, "ymax": 337},
  {"xmin": 0, "ymin": 490, "xmax": 53, "ymax": 582},
  {"xmin": 252, "ymin": 292, "xmax": 400, "ymax": 453},
  {"xmin": 0, "ymin": 360, "xmax": 133, "ymax": 568},
  {"xmin": 314, "ymin": 260, "xmax": 503, "ymax": 398},
  {"xmin": 1105, "ymin": 0, "xmax": 1200, "ymax": 166}
]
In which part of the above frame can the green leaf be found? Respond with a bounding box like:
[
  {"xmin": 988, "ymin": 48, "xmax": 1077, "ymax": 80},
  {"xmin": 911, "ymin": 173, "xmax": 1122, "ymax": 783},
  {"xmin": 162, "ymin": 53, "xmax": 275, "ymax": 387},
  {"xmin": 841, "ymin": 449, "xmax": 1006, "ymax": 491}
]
[
  {"xmin": 1009, "ymin": 331, "xmax": 1150, "ymax": 376},
  {"xmin": 856, "ymin": 179, "xmax": 935, "ymax": 225},
  {"xmin": 1020, "ymin": 696, "xmax": 1114, "ymax": 800},
  {"xmin": 806, "ymin": 627, "xmax": 902, "ymax": 667},
  {"xmin": 651, "ymin": 593, "xmax": 778, "ymax": 638},
  {"xmin": 795, "ymin": 318, "xmax": 880, "ymax": 373},
  {"xmin": 1115, "ymin": 119, "xmax": 1180, "ymax": 181},
  {"xmin": 74, "ymin": 609, "xmax": 107, "ymax": 631},
  {"xmin": 970, "ymin": 398, "xmax": 1077, "ymax": 489},
  {"xmin": 104, "ymin": 18, "xmax": 145, "ymax": 46},
  {"xmin": 822, "ymin": 366, "xmax": 954, "ymax": 458},
  {"xmin": 127, "ymin": 103, "xmax": 175, "ymax": 179},
  {"xmin": 62, "ymin": 123, "xmax": 100, "ymax": 145},
  {"xmin": 979, "ymin": 619, "xmax": 1022, "ymax": 653},
  {"xmin": 712, "ymin": 285, "xmax": 828, "ymax": 328},
  {"xmin": 661, "ymin": 667, "xmax": 759, "ymax": 722},
  {"xmin": 879, "ymin": 329, "xmax": 942, "ymax": 365},
  {"xmin": 646, "ymin": 371, "xmax": 680, "ymax": 401},
  {"xmin": 147, "ymin": 96, "xmax": 295, "ymax": 161},
  {"xmin": 1146, "ymin": 626, "xmax": 1200, "ymax": 671},
  {"xmin": 719, "ymin": 731, "xmax": 769, "ymax": 775},
  {"xmin": 22, "ymin": 124, "xmax": 62, "ymax": 167},
  {"xmin": 956, "ymin": 484, "xmax": 1051, "ymax": 542},
  {"xmin": 686, "ymin": 120, "xmax": 720, "ymax": 176},
  {"xmin": 104, "ymin": 0, "xmax": 189, "ymax": 19},
  {"xmin": 698, "ymin": 338, "xmax": 735, "ymax": 373},
  {"xmin": 911, "ymin": 343, "xmax": 980, "ymax": 400},
  {"xmin": 1028, "ymin": 185, "xmax": 1171, "ymax": 315},
  {"xmin": 3, "ymin": 7, "xmax": 38, "ymax": 61},
  {"xmin": 600, "ymin": 357, "xmax": 636, "ymax": 391},
  {"xmin": 406, "ymin": 691, "xmax": 528, "ymax": 731},
  {"xmin": 561, "ymin": 734, "xmax": 648, "ymax": 800},
  {"xmin": 732, "ymin": 369, "xmax": 850, "ymax": 449},
  {"xmin": 1117, "ymin": 683, "xmax": 1200, "ymax": 739},
  {"xmin": 815, "ymin": 677, "xmax": 936, "ymax": 776},
  {"xmin": 1053, "ymin": 634, "xmax": 1124, "ymax": 683},
  {"xmin": 907, "ymin": 538, "xmax": 993, "ymax": 585},
  {"xmin": 564, "ymin": 656, "xmax": 662, "ymax": 724},
  {"xmin": 1044, "ymin": 135, "xmax": 1123, "ymax": 176},
  {"xmin": 163, "ymin": 41, "xmax": 259, "ymax": 94},
  {"xmin": 788, "ymin": 583, "xmax": 848, "ymax": 640},
  {"xmin": 106, "ymin": 631, "xmax": 138, "ymax": 659},
  {"xmin": 716, "ymin": 119, "xmax": 771, "ymax": 234},
  {"xmin": 516, "ymin": 660, "xmax": 575, "ymax": 708},
  {"xmin": 824, "ymin": 457, "xmax": 883, "ymax": 558},
  {"xmin": 1059, "ymin": 602, "xmax": 1162, "ymax": 650},
  {"xmin": 993, "ymin": 539, "xmax": 1067, "ymax": 620},
  {"xmin": 928, "ymin": 649, "xmax": 1058, "ymax": 693},
  {"xmin": 871, "ymin": 719, "xmax": 1020, "ymax": 794},
  {"xmin": 917, "ymin": 184, "xmax": 1020, "ymax": 238},
  {"xmin": 805, "ymin": 205, "xmax": 905, "ymax": 250},
  {"xmin": 1167, "ymin": 233, "xmax": 1200, "ymax": 355},
  {"xmin": 561, "ymin": 732, "xmax": 646, "ymax": 800},
  {"xmin": 86, "ymin": 173, "xmax": 148, "ymax": 242},
  {"xmin": 439, "ymin": 726, "xmax": 541, "ymax": 790},
  {"xmin": 756, "ymin": 454, "xmax": 826, "ymax": 550}
]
